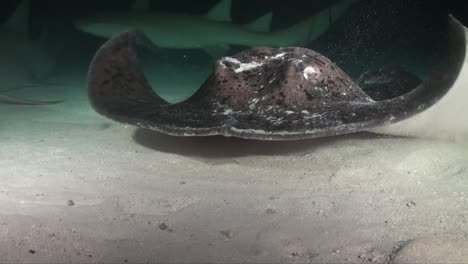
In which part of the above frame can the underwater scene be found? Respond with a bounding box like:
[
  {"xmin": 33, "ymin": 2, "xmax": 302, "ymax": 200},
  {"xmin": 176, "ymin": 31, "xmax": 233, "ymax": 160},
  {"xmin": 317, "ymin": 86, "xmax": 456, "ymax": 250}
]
[{"xmin": 1, "ymin": 0, "xmax": 468, "ymax": 262}]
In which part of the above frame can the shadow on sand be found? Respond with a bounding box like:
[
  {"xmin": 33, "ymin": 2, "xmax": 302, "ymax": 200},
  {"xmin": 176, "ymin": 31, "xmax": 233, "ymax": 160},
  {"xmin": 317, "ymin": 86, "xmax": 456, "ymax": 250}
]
[{"xmin": 132, "ymin": 128, "xmax": 412, "ymax": 159}]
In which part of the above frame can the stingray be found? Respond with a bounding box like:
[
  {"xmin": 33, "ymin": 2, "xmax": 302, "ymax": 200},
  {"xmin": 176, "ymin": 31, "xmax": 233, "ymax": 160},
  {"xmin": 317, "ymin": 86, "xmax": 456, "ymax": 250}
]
[{"xmin": 87, "ymin": 15, "xmax": 466, "ymax": 141}]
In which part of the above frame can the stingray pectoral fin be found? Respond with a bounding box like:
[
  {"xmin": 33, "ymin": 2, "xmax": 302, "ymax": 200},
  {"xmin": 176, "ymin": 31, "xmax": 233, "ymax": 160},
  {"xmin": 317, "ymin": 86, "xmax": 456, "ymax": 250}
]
[
  {"xmin": 87, "ymin": 31, "xmax": 227, "ymax": 136},
  {"xmin": 0, "ymin": 94, "xmax": 63, "ymax": 105},
  {"xmin": 368, "ymin": 15, "xmax": 466, "ymax": 125},
  {"xmin": 87, "ymin": 31, "xmax": 179, "ymax": 124}
]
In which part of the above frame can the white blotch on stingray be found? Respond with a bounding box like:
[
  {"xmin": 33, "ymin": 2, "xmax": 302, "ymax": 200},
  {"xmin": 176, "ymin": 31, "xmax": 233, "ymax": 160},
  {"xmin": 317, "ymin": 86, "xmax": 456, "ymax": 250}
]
[
  {"xmin": 267, "ymin": 116, "xmax": 285, "ymax": 125},
  {"xmin": 235, "ymin": 61, "xmax": 263, "ymax": 73},
  {"xmin": 230, "ymin": 127, "xmax": 267, "ymax": 135},
  {"xmin": 222, "ymin": 57, "xmax": 241, "ymax": 64},
  {"xmin": 303, "ymin": 66, "xmax": 318, "ymax": 80},
  {"xmin": 249, "ymin": 98, "xmax": 260, "ymax": 109},
  {"xmin": 292, "ymin": 59, "xmax": 303, "ymax": 66},
  {"xmin": 218, "ymin": 57, "xmax": 240, "ymax": 69},
  {"xmin": 222, "ymin": 109, "xmax": 234, "ymax": 115},
  {"xmin": 218, "ymin": 62, "xmax": 227, "ymax": 69},
  {"xmin": 272, "ymin": 53, "xmax": 286, "ymax": 59},
  {"xmin": 220, "ymin": 57, "xmax": 263, "ymax": 73},
  {"xmin": 304, "ymin": 113, "xmax": 323, "ymax": 120}
]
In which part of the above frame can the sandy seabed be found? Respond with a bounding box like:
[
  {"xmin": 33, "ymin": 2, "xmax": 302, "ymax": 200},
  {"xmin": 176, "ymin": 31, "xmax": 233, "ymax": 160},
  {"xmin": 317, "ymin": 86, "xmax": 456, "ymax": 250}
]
[{"xmin": 1, "ymin": 40, "xmax": 468, "ymax": 263}]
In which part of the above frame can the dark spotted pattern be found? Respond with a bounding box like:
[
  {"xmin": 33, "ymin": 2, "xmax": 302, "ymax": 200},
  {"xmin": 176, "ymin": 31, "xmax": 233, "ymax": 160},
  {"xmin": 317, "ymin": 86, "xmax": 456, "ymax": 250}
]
[{"xmin": 87, "ymin": 16, "xmax": 465, "ymax": 140}]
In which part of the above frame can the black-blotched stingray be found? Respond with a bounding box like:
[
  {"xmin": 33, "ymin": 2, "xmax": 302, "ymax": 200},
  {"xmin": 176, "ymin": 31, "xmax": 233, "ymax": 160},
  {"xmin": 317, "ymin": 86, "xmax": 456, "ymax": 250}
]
[{"xmin": 86, "ymin": 15, "xmax": 466, "ymax": 141}]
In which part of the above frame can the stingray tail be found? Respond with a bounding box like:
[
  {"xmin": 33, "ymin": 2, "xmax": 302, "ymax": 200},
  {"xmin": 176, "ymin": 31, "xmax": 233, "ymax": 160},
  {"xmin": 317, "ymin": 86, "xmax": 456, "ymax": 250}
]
[{"xmin": 373, "ymin": 15, "xmax": 466, "ymax": 124}]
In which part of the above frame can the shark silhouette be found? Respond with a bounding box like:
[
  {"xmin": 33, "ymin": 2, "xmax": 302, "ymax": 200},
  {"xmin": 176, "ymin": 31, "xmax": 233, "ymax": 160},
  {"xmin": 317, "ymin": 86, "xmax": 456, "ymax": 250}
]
[
  {"xmin": 0, "ymin": 0, "xmax": 63, "ymax": 105},
  {"xmin": 74, "ymin": 0, "xmax": 359, "ymax": 58}
]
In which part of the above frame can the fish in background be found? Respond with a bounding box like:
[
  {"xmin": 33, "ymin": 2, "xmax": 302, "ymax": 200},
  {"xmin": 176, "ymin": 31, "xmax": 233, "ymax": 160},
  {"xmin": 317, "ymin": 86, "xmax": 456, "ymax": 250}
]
[
  {"xmin": 0, "ymin": 0, "xmax": 63, "ymax": 105},
  {"xmin": 74, "ymin": 0, "xmax": 360, "ymax": 58}
]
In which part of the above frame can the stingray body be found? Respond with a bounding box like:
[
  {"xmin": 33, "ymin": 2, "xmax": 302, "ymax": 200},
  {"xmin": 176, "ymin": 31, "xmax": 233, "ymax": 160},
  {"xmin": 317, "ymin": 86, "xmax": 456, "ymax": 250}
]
[{"xmin": 87, "ymin": 16, "xmax": 466, "ymax": 140}]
